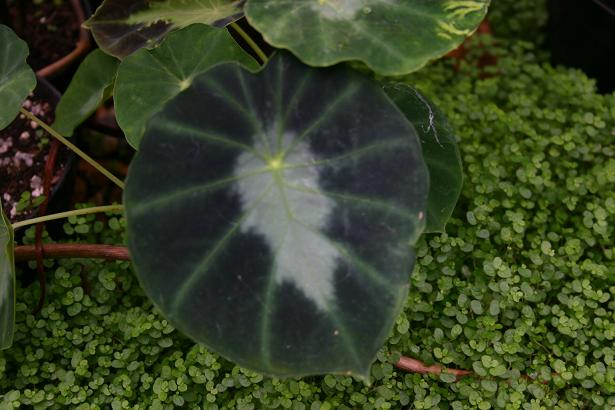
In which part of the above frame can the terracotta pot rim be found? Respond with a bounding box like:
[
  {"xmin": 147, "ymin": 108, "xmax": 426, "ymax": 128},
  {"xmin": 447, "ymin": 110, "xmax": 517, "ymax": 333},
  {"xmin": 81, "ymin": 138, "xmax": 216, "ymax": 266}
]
[{"xmin": 35, "ymin": 0, "xmax": 92, "ymax": 78}]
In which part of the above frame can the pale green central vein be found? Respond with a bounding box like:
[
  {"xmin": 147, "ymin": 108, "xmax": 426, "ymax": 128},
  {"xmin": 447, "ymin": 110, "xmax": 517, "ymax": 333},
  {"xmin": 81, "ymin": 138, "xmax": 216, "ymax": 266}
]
[
  {"xmin": 235, "ymin": 67, "xmax": 273, "ymax": 158},
  {"xmin": 201, "ymin": 75, "xmax": 263, "ymax": 136},
  {"xmin": 291, "ymin": 216, "xmax": 395, "ymax": 292},
  {"xmin": 282, "ymin": 82, "xmax": 362, "ymax": 158},
  {"xmin": 348, "ymin": 18, "xmax": 409, "ymax": 64},
  {"xmin": 150, "ymin": 120, "xmax": 266, "ymax": 161},
  {"xmin": 278, "ymin": 69, "xmax": 312, "ymax": 145},
  {"xmin": 274, "ymin": 57, "xmax": 285, "ymax": 153},
  {"xmin": 273, "ymin": 171, "xmax": 294, "ymax": 220},
  {"xmin": 279, "ymin": 138, "xmax": 408, "ymax": 172},
  {"xmin": 171, "ymin": 181, "xmax": 276, "ymax": 316},
  {"xmin": 283, "ymin": 182, "xmax": 419, "ymax": 223},
  {"xmin": 259, "ymin": 220, "xmax": 291, "ymax": 372},
  {"xmin": 148, "ymin": 52, "xmax": 183, "ymax": 82},
  {"xmin": 291, "ymin": 225, "xmax": 363, "ymax": 370},
  {"xmin": 130, "ymin": 167, "xmax": 271, "ymax": 216}
]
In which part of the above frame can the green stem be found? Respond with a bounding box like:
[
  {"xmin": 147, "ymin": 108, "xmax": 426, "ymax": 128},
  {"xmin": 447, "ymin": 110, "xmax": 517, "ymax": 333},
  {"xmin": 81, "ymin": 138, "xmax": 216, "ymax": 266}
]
[
  {"xmin": 19, "ymin": 108, "xmax": 125, "ymax": 190},
  {"xmin": 230, "ymin": 22, "xmax": 268, "ymax": 64},
  {"xmin": 11, "ymin": 205, "xmax": 124, "ymax": 230}
]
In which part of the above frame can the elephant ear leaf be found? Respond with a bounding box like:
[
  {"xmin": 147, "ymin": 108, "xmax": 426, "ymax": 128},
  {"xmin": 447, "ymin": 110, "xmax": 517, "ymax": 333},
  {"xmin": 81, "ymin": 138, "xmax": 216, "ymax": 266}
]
[
  {"xmin": 84, "ymin": 0, "xmax": 245, "ymax": 58},
  {"xmin": 384, "ymin": 83, "xmax": 462, "ymax": 233},
  {"xmin": 124, "ymin": 53, "xmax": 429, "ymax": 379},
  {"xmin": 115, "ymin": 24, "xmax": 259, "ymax": 149},
  {"xmin": 0, "ymin": 204, "xmax": 15, "ymax": 350},
  {"xmin": 53, "ymin": 49, "xmax": 120, "ymax": 137},
  {"xmin": 245, "ymin": 0, "xmax": 490, "ymax": 75},
  {"xmin": 0, "ymin": 25, "xmax": 36, "ymax": 130}
]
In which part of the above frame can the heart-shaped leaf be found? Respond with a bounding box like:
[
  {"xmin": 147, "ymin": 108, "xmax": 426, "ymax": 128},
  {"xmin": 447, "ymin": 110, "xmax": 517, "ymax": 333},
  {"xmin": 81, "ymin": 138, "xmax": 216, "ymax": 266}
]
[
  {"xmin": 124, "ymin": 53, "xmax": 428, "ymax": 379},
  {"xmin": 0, "ymin": 25, "xmax": 36, "ymax": 130},
  {"xmin": 115, "ymin": 24, "xmax": 259, "ymax": 149},
  {"xmin": 53, "ymin": 50, "xmax": 120, "ymax": 137},
  {"xmin": 84, "ymin": 0, "xmax": 246, "ymax": 58},
  {"xmin": 0, "ymin": 204, "xmax": 15, "ymax": 350},
  {"xmin": 245, "ymin": 0, "xmax": 490, "ymax": 75},
  {"xmin": 384, "ymin": 83, "xmax": 462, "ymax": 232}
]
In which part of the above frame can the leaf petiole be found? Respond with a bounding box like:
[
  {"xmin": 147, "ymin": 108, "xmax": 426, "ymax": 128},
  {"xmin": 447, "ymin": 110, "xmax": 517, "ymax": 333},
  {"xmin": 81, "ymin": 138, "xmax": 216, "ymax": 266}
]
[
  {"xmin": 229, "ymin": 22, "xmax": 268, "ymax": 64},
  {"xmin": 11, "ymin": 205, "xmax": 124, "ymax": 230},
  {"xmin": 19, "ymin": 108, "xmax": 125, "ymax": 190}
]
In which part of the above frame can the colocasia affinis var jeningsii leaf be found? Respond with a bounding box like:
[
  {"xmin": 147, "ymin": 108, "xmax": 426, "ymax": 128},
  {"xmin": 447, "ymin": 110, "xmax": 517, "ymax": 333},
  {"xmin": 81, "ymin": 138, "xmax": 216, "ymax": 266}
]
[
  {"xmin": 245, "ymin": 0, "xmax": 491, "ymax": 75},
  {"xmin": 86, "ymin": 1, "xmax": 489, "ymax": 76},
  {"xmin": 0, "ymin": 205, "xmax": 15, "ymax": 350},
  {"xmin": 383, "ymin": 83, "xmax": 463, "ymax": 233},
  {"xmin": 53, "ymin": 49, "xmax": 120, "ymax": 137},
  {"xmin": 124, "ymin": 53, "xmax": 429, "ymax": 380},
  {"xmin": 84, "ymin": 0, "xmax": 245, "ymax": 58},
  {"xmin": 0, "ymin": 25, "xmax": 36, "ymax": 130},
  {"xmin": 115, "ymin": 24, "xmax": 259, "ymax": 149},
  {"xmin": 0, "ymin": 27, "xmax": 32, "ymax": 349}
]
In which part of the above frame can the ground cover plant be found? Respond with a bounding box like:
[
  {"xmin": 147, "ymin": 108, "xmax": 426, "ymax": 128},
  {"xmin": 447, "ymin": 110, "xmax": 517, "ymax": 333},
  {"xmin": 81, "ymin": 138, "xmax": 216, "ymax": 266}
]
[
  {"xmin": 0, "ymin": 36, "xmax": 613, "ymax": 407},
  {"xmin": 1, "ymin": 0, "xmax": 614, "ymax": 407},
  {"xmin": 0, "ymin": 0, "xmax": 492, "ymax": 381}
]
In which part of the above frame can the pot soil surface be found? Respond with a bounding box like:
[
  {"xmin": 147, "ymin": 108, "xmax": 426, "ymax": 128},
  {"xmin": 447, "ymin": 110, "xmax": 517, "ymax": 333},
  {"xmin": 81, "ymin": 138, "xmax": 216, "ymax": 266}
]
[
  {"xmin": 8, "ymin": 0, "xmax": 81, "ymax": 71},
  {"xmin": 0, "ymin": 93, "xmax": 68, "ymax": 223}
]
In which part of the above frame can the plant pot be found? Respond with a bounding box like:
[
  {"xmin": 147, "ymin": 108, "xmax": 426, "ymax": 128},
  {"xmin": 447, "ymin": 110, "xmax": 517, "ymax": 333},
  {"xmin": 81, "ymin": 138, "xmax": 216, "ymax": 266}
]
[
  {"xmin": 548, "ymin": 0, "xmax": 615, "ymax": 93},
  {"xmin": 70, "ymin": 103, "xmax": 131, "ymax": 207},
  {"xmin": 0, "ymin": 78, "xmax": 75, "ymax": 226},
  {"xmin": 2, "ymin": 0, "xmax": 92, "ymax": 80}
]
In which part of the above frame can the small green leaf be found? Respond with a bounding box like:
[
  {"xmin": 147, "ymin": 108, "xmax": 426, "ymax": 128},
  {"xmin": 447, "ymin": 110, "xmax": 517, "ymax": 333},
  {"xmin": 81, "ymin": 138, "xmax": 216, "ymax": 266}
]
[
  {"xmin": 0, "ymin": 25, "xmax": 36, "ymax": 129},
  {"xmin": 0, "ymin": 203, "xmax": 15, "ymax": 350},
  {"xmin": 245, "ymin": 0, "xmax": 490, "ymax": 75},
  {"xmin": 53, "ymin": 50, "xmax": 120, "ymax": 137},
  {"xmin": 84, "ymin": 0, "xmax": 245, "ymax": 58},
  {"xmin": 481, "ymin": 380, "xmax": 498, "ymax": 393},
  {"xmin": 115, "ymin": 24, "xmax": 259, "ymax": 149},
  {"xmin": 125, "ymin": 53, "xmax": 428, "ymax": 379},
  {"xmin": 439, "ymin": 373, "xmax": 457, "ymax": 383},
  {"xmin": 470, "ymin": 300, "xmax": 483, "ymax": 314},
  {"xmin": 383, "ymin": 83, "xmax": 462, "ymax": 232}
]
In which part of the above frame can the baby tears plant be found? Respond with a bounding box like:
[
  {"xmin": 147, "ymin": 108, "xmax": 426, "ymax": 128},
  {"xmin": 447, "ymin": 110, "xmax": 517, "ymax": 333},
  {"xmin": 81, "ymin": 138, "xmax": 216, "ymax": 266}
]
[{"xmin": 0, "ymin": 0, "xmax": 491, "ymax": 380}]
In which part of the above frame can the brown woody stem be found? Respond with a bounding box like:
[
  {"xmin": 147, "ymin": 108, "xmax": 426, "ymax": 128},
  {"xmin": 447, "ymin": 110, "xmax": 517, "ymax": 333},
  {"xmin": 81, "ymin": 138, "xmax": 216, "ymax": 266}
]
[
  {"xmin": 15, "ymin": 244, "xmax": 130, "ymax": 262},
  {"xmin": 395, "ymin": 356, "xmax": 473, "ymax": 378}
]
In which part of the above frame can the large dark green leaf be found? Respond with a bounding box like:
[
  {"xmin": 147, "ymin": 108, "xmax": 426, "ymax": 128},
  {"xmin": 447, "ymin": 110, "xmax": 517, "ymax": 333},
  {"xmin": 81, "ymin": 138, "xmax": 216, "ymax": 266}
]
[
  {"xmin": 0, "ymin": 25, "xmax": 36, "ymax": 130},
  {"xmin": 0, "ymin": 205, "xmax": 15, "ymax": 350},
  {"xmin": 53, "ymin": 50, "xmax": 120, "ymax": 137},
  {"xmin": 245, "ymin": 0, "xmax": 490, "ymax": 75},
  {"xmin": 124, "ymin": 53, "xmax": 428, "ymax": 379},
  {"xmin": 115, "ymin": 24, "xmax": 259, "ymax": 149},
  {"xmin": 84, "ymin": 0, "xmax": 245, "ymax": 58},
  {"xmin": 384, "ymin": 83, "xmax": 462, "ymax": 233}
]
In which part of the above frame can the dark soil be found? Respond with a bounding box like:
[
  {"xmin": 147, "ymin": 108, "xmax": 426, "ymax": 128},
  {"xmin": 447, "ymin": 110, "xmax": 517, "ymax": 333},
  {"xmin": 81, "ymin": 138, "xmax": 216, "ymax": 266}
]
[
  {"xmin": 0, "ymin": 94, "xmax": 69, "ymax": 223},
  {"xmin": 7, "ymin": 0, "xmax": 81, "ymax": 71}
]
